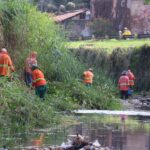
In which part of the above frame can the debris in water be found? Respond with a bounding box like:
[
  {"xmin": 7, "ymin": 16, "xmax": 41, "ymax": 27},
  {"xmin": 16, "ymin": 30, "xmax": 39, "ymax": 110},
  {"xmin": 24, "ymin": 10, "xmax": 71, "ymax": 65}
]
[{"xmin": 25, "ymin": 133, "xmax": 110, "ymax": 150}]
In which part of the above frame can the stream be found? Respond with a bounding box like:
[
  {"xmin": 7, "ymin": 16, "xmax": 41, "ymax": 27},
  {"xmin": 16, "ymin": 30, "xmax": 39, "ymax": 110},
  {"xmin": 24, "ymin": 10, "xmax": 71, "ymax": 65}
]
[{"xmin": 0, "ymin": 114, "xmax": 150, "ymax": 150}]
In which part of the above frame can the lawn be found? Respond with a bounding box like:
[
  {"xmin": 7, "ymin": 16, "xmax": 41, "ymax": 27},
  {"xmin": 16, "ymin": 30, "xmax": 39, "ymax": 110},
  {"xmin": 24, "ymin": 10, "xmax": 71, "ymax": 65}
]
[{"xmin": 67, "ymin": 39, "xmax": 150, "ymax": 51}]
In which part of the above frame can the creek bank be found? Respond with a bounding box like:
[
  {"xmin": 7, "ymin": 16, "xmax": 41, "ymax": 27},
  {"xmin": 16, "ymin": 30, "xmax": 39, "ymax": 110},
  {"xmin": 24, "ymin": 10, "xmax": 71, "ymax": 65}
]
[
  {"xmin": 126, "ymin": 94, "xmax": 150, "ymax": 110},
  {"xmin": 71, "ymin": 44, "xmax": 150, "ymax": 91}
]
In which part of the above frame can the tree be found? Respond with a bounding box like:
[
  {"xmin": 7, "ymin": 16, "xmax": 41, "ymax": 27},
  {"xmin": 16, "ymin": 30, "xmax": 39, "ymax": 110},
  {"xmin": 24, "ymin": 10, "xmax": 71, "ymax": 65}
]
[
  {"xmin": 59, "ymin": 5, "xmax": 66, "ymax": 12},
  {"xmin": 66, "ymin": 2, "xmax": 76, "ymax": 10},
  {"xmin": 144, "ymin": 0, "xmax": 150, "ymax": 4},
  {"xmin": 47, "ymin": 3, "xmax": 58, "ymax": 12},
  {"xmin": 90, "ymin": 18, "xmax": 116, "ymax": 37}
]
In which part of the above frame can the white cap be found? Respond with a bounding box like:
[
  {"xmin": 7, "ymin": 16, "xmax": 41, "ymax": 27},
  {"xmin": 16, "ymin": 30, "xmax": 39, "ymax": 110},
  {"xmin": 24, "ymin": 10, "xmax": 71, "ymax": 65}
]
[
  {"xmin": 1, "ymin": 48, "xmax": 7, "ymax": 52},
  {"xmin": 88, "ymin": 68, "xmax": 93, "ymax": 71},
  {"xmin": 31, "ymin": 64, "xmax": 38, "ymax": 67},
  {"xmin": 122, "ymin": 71, "xmax": 127, "ymax": 75}
]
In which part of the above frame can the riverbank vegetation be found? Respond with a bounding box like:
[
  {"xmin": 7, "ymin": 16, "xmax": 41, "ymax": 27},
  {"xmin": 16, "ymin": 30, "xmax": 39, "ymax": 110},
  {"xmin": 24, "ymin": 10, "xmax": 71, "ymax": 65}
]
[
  {"xmin": 0, "ymin": 0, "xmax": 120, "ymax": 136},
  {"xmin": 70, "ymin": 40, "xmax": 150, "ymax": 91}
]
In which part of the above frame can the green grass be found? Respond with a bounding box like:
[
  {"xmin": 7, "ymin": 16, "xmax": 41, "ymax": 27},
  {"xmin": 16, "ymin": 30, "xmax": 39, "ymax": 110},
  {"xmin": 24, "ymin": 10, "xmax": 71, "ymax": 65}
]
[
  {"xmin": 68, "ymin": 39, "xmax": 150, "ymax": 51},
  {"xmin": 145, "ymin": 0, "xmax": 150, "ymax": 4}
]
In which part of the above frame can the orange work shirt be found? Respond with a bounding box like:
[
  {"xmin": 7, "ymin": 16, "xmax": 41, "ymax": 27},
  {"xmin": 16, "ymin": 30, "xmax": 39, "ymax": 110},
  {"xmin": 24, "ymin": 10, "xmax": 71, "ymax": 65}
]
[
  {"xmin": 83, "ymin": 71, "xmax": 94, "ymax": 84},
  {"xmin": 0, "ymin": 52, "xmax": 14, "ymax": 76},
  {"xmin": 127, "ymin": 70, "xmax": 135, "ymax": 86},
  {"xmin": 32, "ymin": 69, "xmax": 46, "ymax": 87},
  {"xmin": 118, "ymin": 75, "xmax": 129, "ymax": 91}
]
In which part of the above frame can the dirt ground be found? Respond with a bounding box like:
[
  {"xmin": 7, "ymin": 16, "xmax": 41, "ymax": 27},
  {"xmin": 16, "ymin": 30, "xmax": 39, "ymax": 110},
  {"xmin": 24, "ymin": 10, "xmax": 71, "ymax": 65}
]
[{"xmin": 121, "ymin": 92, "xmax": 150, "ymax": 110}]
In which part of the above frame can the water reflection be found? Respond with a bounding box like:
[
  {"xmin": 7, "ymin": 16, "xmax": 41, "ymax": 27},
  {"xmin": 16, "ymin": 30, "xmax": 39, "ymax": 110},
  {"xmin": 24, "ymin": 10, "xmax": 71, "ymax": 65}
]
[
  {"xmin": 0, "ymin": 116, "xmax": 150, "ymax": 150},
  {"xmin": 67, "ymin": 117, "xmax": 150, "ymax": 150}
]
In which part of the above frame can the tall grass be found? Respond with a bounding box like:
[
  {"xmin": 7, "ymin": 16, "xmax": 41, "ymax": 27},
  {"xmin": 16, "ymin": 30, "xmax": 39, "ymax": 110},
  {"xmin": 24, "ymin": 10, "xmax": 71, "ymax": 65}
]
[
  {"xmin": 0, "ymin": 0, "xmax": 120, "ymax": 105},
  {"xmin": 0, "ymin": 78, "xmax": 58, "ymax": 133},
  {"xmin": 0, "ymin": 0, "xmax": 121, "ymax": 135},
  {"xmin": 1, "ymin": 0, "xmax": 85, "ymax": 81}
]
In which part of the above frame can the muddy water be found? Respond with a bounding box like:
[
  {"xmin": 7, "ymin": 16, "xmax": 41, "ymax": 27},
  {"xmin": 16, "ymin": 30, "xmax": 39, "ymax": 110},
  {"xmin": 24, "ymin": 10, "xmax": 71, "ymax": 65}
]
[
  {"xmin": 67, "ymin": 118, "xmax": 150, "ymax": 150},
  {"xmin": 1, "ymin": 115, "xmax": 150, "ymax": 150}
]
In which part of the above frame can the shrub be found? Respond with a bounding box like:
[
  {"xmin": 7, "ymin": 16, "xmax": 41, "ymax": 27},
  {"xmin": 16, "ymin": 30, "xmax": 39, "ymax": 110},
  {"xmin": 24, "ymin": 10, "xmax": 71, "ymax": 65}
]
[
  {"xmin": 0, "ymin": 0, "xmax": 121, "ymax": 125},
  {"xmin": 66, "ymin": 2, "xmax": 76, "ymax": 10},
  {"xmin": 90, "ymin": 18, "xmax": 116, "ymax": 37},
  {"xmin": 0, "ymin": 78, "xmax": 57, "ymax": 133},
  {"xmin": 67, "ymin": 79, "xmax": 120, "ymax": 109},
  {"xmin": 144, "ymin": 0, "xmax": 150, "ymax": 4},
  {"xmin": 59, "ymin": 5, "xmax": 66, "ymax": 12},
  {"xmin": 47, "ymin": 3, "xmax": 58, "ymax": 12}
]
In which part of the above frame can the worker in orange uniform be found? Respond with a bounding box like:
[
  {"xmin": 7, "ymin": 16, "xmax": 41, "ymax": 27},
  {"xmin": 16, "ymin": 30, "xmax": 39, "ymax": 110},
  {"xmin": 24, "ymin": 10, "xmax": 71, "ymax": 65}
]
[
  {"xmin": 126, "ymin": 66, "xmax": 135, "ymax": 87},
  {"xmin": 126, "ymin": 66, "xmax": 135, "ymax": 97},
  {"xmin": 31, "ymin": 64, "xmax": 47, "ymax": 100},
  {"xmin": 83, "ymin": 68, "xmax": 94, "ymax": 87},
  {"xmin": 118, "ymin": 71, "xmax": 129, "ymax": 100},
  {"xmin": 0, "ymin": 48, "xmax": 15, "ymax": 77},
  {"xmin": 24, "ymin": 51, "xmax": 37, "ymax": 86}
]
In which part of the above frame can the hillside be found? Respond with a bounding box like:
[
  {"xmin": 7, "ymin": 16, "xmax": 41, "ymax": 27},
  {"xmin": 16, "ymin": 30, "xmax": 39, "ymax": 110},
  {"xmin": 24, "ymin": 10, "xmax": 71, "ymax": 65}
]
[{"xmin": 0, "ymin": 0, "xmax": 120, "ymax": 136}]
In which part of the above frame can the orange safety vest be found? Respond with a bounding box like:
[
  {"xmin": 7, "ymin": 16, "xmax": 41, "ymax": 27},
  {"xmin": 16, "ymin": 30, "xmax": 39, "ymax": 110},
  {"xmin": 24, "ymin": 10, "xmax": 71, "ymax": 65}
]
[
  {"xmin": 0, "ymin": 52, "xmax": 14, "ymax": 76},
  {"xmin": 127, "ymin": 70, "xmax": 135, "ymax": 86},
  {"xmin": 118, "ymin": 75, "xmax": 129, "ymax": 91},
  {"xmin": 32, "ymin": 69, "xmax": 46, "ymax": 87},
  {"xmin": 83, "ymin": 71, "xmax": 94, "ymax": 84}
]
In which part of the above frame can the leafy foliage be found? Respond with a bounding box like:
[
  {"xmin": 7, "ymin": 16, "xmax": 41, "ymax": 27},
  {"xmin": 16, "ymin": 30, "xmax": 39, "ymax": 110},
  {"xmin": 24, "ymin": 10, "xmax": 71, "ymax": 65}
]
[
  {"xmin": 144, "ymin": 0, "xmax": 150, "ymax": 4},
  {"xmin": 66, "ymin": 2, "xmax": 76, "ymax": 10},
  {"xmin": 32, "ymin": 0, "xmax": 90, "ymax": 12},
  {"xmin": 0, "ymin": 0, "xmax": 120, "ymax": 135},
  {"xmin": 0, "ymin": 0, "xmax": 120, "ymax": 108},
  {"xmin": 90, "ymin": 18, "xmax": 116, "ymax": 37},
  {"xmin": 0, "ymin": 78, "xmax": 57, "ymax": 133}
]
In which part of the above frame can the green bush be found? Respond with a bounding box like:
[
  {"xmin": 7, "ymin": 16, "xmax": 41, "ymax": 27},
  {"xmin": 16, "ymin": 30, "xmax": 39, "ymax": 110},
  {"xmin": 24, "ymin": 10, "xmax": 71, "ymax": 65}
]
[
  {"xmin": 144, "ymin": 0, "xmax": 150, "ymax": 4},
  {"xmin": 47, "ymin": 3, "xmax": 58, "ymax": 12},
  {"xmin": 130, "ymin": 45, "xmax": 150, "ymax": 90},
  {"xmin": 0, "ymin": 78, "xmax": 57, "ymax": 133},
  {"xmin": 90, "ymin": 18, "xmax": 116, "ymax": 37},
  {"xmin": 68, "ymin": 81, "xmax": 120, "ymax": 109},
  {"xmin": 66, "ymin": 2, "xmax": 76, "ymax": 10},
  {"xmin": 0, "ymin": 0, "xmax": 121, "ymax": 135},
  {"xmin": 48, "ymin": 79, "xmax": 120, "ymax": 110},
  {"xmin": 1, "ymin": 0, "xmax": 84, "ymax": 82}
]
